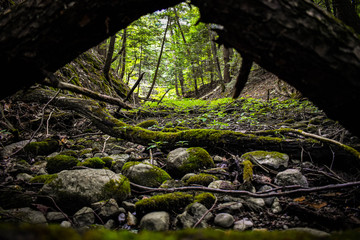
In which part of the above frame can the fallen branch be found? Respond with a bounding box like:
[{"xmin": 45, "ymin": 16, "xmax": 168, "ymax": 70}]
[{"xmin": 130, "ymin": 181, "xmax": 360, "ymax": 198}]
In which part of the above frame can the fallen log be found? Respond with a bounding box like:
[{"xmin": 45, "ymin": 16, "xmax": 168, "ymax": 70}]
[{"xmin": 17, "ymin": 88, "xmax": 360, "ymax": 171}]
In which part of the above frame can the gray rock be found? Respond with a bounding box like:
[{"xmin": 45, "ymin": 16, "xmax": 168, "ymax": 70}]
[
  {"xmin": 217, "ymin": 202, "xmax": 243, "ymax": 214},
  {"xmin": 208, "ymin": 180, "xmax": 236, "ymax": 190},
  {"xmin": 241, "ymin": 151, "xmax": 289, "ymax": 169},
  {"xmin": 41, "ymin": 169, "xmax": 130, "ymax": 211},
  {"xmin": 16, "ymin": 173, "xmax": 33, "ymax": 182},
  {"xmin": 139, "ymin": 211, "xmax": 170, "ymax": 231},
  {"xmin": 214, "ymin": 213, "xmax": 235, "ymax": 228},
  {"xmin": 122, "ymin": 201, "xmax": 136, "ymax": 213},
  {"xmin": 127, "ymin": 212, "xmax": 137, "ymax": 226},
  {"xmin": 91, "ymin": 198, "xmax": 121, "ymax": 219},
  {"xmin": 176, "ymin": 202, "xmax": 213, "ymax": 229},
  {"xmin": 122, "ymin": 162, "xmax": 171, "ymax": 187},
  {"xmin": 234, "ymin": 218, "xmax": 253, "ymax": 231},
  {"xmin": 275, "ymin": 169, "xmax": 308, "ymax": 187},
  {"xmin": 257, "ymin": 185, "xmax": 275, "ymax": 206},
  {"xmin": 271, "ymin": 197, "xmax": 282, "ymax": 213},
  {"xmin": 286, "ymin": 227, "xmax": 330, "ymax": 238},
  {"xmin": 46, "ymin": 211, "xmax": 68, "ymax": 222},
  {"xmin": 104, "ymin": 219, "xmax": 115, "ymax": 229},
  {"xmin": 1, "ymin": 140, "xmax": 33, "ymax": 158},
  {"xmin": 73, "ymin": 207, "xmax": 95, "ymax": 227},
  {"xmin": 166, "ymin": 147, "xmax": 214, "ymax": 178},
  {"xmin": 60, "ymin": 221, "xmax": 72, "ymax": 228},
  {"xmin": 3, "ymin": 207, "xmax": 47, "ymax": 224}
]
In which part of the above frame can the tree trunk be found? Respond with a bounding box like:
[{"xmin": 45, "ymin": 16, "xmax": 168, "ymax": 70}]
[
  {"xmin": 333, "ymin": 0, "xmax": 360, "ymax": 33},
  {"xmin": 223, "ymin": 46, "xmax": 232, "ymax": 83},
  {"xmin": 103, "ymin": 35, "xmax": 116, "ymax": 83},
  {"xmin": 146, "ymin": 15, "xmax": 170, "ymax": 99},
  {"xmin": 118, "ymin": 29, "xmax": 127, "ymax": 82},
  {"xmin": 192, "ymin": 0, "xmax": 360, "ymax": 137},
  {"xmin": 208, "ymin": 26, "xmax": 223, "ymax": 83}
]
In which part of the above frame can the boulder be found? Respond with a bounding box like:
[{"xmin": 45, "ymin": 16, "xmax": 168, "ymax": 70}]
[
  {"xmin": 73, "ymin": 207, "xmax": 95, "ymax": 227},
  {"xmin": 40, "ymin": 169, "xmax": 130, "ymax": 212},
  {"xmin": 241, "ymin": 151, "xmax": 289, "ymax": 169},
  {"xmin": 176, "ymin": 202, "xmax": 213, "ymax": 229},
  {"xmin": 214, "ymin": 213, "xmax": 235, "ymax": 228},
  {"xmin": 166, "ymin": 147, "xmax": 215, "ymax": 178},
  {"xmin": 1, "ymin": 207, "xmax": 47, "ymax": 224},
  {"xmin": 121, "ymin": 161, "xmax": 171, "ymax": 187},
  {"xmin": 91, "ymin": 198, "xmax": 121, "ymax": 219},
  {"xmin": 139, "ymin": 211, "xmax": 170, "ymax": 231},
  {"xmin": 275, "ymin": 169, "xmax": 309, "ymax": 187}
]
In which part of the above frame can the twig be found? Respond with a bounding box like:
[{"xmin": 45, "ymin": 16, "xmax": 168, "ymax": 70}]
[
  {"xmin": 193, "ymin": 196, "xmax": 218, "ymax": 228},
  {"xmin": 130, "ymin": 181, "xmax": 360, "ymax": 198},
  {"xmin": 102, "ymin": 135, "xmax": 111, "ymax": 153}
]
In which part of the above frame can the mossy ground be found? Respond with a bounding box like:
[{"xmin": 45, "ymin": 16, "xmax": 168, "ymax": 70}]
[{"xmin": 46, "ymin": 155, "xmax": 80, "ymax": 174}]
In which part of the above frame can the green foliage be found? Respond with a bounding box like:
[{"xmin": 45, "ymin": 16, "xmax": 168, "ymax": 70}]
[{"xmin": 46, "ymin": 155, "xmax": 79, "ymax": 174}]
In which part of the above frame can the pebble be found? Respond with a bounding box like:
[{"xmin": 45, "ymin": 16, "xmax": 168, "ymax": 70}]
[
  {"xmin": 234, "ymin": 218, "xmax": 254, "ymax": 231},
  {"xmin": 214, "ymin": 213, "xmax": 235, "ymax": 228}
]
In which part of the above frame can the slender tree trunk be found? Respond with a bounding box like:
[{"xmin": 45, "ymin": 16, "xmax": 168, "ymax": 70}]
[
  {"xmin": 146, "ymin": 15, "xmax": 170, "ymax": 99},
  {"xmin": 208, "ymin": 25, "xmax": 223, "ymax": 85},
  {"xmin": 103, "ymin": 35, "xmax": 116, "ymax": 82},
  {"xmin": 223, "ymin": 46, "xmax": 232, "ymax": 83},
  {"xmin": 333, "ymin": 0, "xmax": 360, "ymax": 33},
  {"xmin": 119, "ymin": 28, "xmax": 127, "ymax": 82}
]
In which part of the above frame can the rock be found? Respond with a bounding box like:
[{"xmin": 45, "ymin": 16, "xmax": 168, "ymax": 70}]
[
  {"xmin": 271, "ymin": 198, "xmax": 282, "ymax": 213},
  {"xmin": 160, "ymin": 179, "xmax": 185, "ymax": 188},
  {"xmin": 234, "ymin": 218, "xmax": 254, "ymax": 231},
  {"xmin": 2, "ymin": 207, "xmax": 47, "ymax": 224},
  {"xmin": 127, "ymin": 212, "xmax": 137, "ymax": 226},
  {"xmin": 6, "ymin": 160, "xmax": 32, "ymax": 175},
  {"xmin": 217, "ymin": 202, "xmax": 243, "ymax": 214},
  {"xmin": 208, "ymin": 180, "xmax": 236, "ymax": 190},
  {"xmin": 121, "ymin": 161, "xmax": 171, "ymax": 187},
  {"xmin": 16, "ymin": 173, "xmax": 33, "ymax": 182},
  {"xmin": 24, "ymin": 138, "xmax": 59, "ymax": 156},
  {"xmin": 214, "ymin": 213, "xmax": 235, "ymax": 228},
  {"xmin": 1, "ymin": 140, "xmax": 33, "ymax": 158},
  {"xmin": 176, "ymin": 202, "xmax": 213, "ymax": 229},
  {"xmin": 139, "ymin": 211, "xmax": 170, "ymax": 231},
  {"xmin": 91, "ymin": 198, "xmax": 121, "ymax": 219},
  {"xmin": 247, "ymin": 197, "xmax": 265, "ymax": 208},
  {"xmin": 257, "ymin": 185, "xmax": 275, "ymax": 206},
  {"xmin": 45, "ymin": 154, "xmax": 79, "ymax": 174},
  {"xmin": 110, "ymin": 154, "xmax": 130, "ymax": 173},
  {"xmin": 60, "ymin": 221, "xmax": 72, "ymax": 228},
  {"xmin": 46, "ymin": 211, "xmax": 68, "ymax": 222},
  {"xmin": 104, "ymin": 219, "xmax": 115, "ymax": 229},
  {"xmin": 41, "ymin": 169, "xmax": 130, "ymax": 212},
  {"xmin": 122, "ymin": 201, "xmax": 136, "ymax": 213},
  {"xmin": 241, "ymin": 151, "xmax": 289, "ymax": 169},
  {"xmin": 275, "ymin": 169, "xmax": 308, "ymax": 187},
  {"xmin": 73, "ymin": 207, "xmax": 95, "ymax": 227},
  {"xmin": 184, "ymin": 173, "xmax": 218, "ymax": 186},
  {"xmin": 166, "ymin": 147, "xmax": 215, "ymax": 178}
]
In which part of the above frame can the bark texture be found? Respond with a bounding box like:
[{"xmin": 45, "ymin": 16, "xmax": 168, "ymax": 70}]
[
  {"xmin": 191, "ymin": 0, "xmax": 360, "ymax": 136},
  {"xmin": 0, "ymin": 0, "xmax": 182, "ymax": 99}
]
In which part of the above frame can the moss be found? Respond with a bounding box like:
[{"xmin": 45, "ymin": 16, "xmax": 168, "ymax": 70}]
[
  {"xmin": 60, "ymin": 150, "xmax": 78, "ymax": 157},
  {"xmin": 78, "ymin": 157, "xmax": 105, "ymax": 169},
  {"xmin": 101, "ymin": 176, "xmax": 131, "ymax": 203},
  {"xmin": 185, "ymin": 173, "xmax": 218, "ymax": 186},
  {"xmin": 194, "ymin": 192, "xmax": 216, "ymax": 209},
  {"xmin": 135, "ymin": 192, "xmax": 193, "ymax": 216},
  {"xmin": 242, "ymin": 160, "xmax": 253, "ymax": 183},
  {"xmin": 101, "ymin": 157, "xmax": 114, "ymax": 168},
  {"xmin": 180, "ymin": 147, "xmax": 215, "ymax": 175},
  {"xmin": 122, "ymin": 161, "xmax": 171, "ymax": 187},
  {"xmin": 29, "ymin": 174, "xmax": 58, "ymax": 184},
  {"xmin": 46, "ymin": 155, "xmax": 79, "ymax": 174},
  {"xmin": 24, "ymin": 138, "xmax": 59, "ymax": 155},
  {"xmin": 136, "ymin": 119, "xmax": 159, "ymax": 128}
]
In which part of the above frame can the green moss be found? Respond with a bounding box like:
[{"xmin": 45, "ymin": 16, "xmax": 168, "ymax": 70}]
[
  {"xmin": 185, "ymin": 173, "xmax": 218, "ymax": 186},
  {"xmin": 78, "ymin": 157, "xmax": 105, "ymax": 169},
  {"xmin": 24, "ymin": 138, "xmax": 59, "ymax": 155},
  {"xmin": 136, "ymin": 119, "xmax": 159, "ymax": 128},
  {"xmin": 102, "ymin": 176, "xmax": 131, "ymax": 203},
  {"xmin": 46, "ymin": 155, "xmax": 79, "ymax": 174},
  {"xmin": 242, "ymin": 160, "xmax": 253, "ymax": 183},
  {"xmin": 194, "ymin": 192, "xmax": 216, "ymax": 209},
  {"xmin": 121, "ymin": 161, "xmax": 172, "ymax": 187},
  {"xmin": 101, "ymin": 157, "xmax": 114, "ymax": 168},
  {"xmin": 29, "ymin": 174, "xmax": 58, "ymax": 184},
  {"xmin": 181, "ymin": 147, "xmax": 215, "ymax": 175},
  {"xmin": 135, "ymin": 192, "xmax": 193, "ymax": 216},
  {"xmin": 60, "ymin": 150, "xmax": 78, "ymax": 157}
]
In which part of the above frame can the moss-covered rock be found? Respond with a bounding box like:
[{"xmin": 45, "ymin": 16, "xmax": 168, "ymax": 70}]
[
  {"xmin": 135, "ymin": 192, "xmax": 193, "ymax": 216},
  {"xmin": 24, "ymin": 138, "xmax": 59, "ymax": 156},
  {"xmin": 46, "ymin": 155, "xmax": 80, "ymax": 174},
  {"xmin": 185, "ymin": 173, "xmax": 218, "ymax": 186},
  {"xmin": 193, "ymin": 192, "xmax": 216, "ymax": 209},
  {"xmin": 136, "ymin": 119, "xmax": 159, "ymax": 128},
  {"xmin": 121, "ymin": 161, "xmax": 171, "ymax": 187},
  {"xmin": 29, "ymin": 174, "xmax": 58, "ymax": 184},
  {"xmin": 241, "ymin": 151, "xmax": 289, "ymax": 169},
  {"xmin": 101, "ymin": 157, "xmax": 114, "ymax": 168},
  {"xmin": 166, "ymin": 147, "xmax": 215, "ymax": 178},
  {"xmin": 78, "ymin": 157, "xmax": 105, "ymax": 169}
]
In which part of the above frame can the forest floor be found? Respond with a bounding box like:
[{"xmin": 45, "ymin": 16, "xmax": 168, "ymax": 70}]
[{"xmin": 1, "ymin": 73, "xmax": 360, "ymax": 236}]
